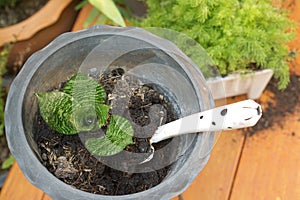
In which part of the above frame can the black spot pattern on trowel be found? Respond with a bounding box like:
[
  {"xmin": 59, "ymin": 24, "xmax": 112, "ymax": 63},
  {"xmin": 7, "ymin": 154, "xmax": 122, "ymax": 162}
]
[
  {"xmin": 256, "ymin": 106, "xmax": 261, "ymax": 115},
  {"xmin": 244, "ymin": 73, "xmax": 300, "ymax": 136},
  {"xmin": 221, "ymin": 108, "xmax": 227, "ymax": 116}
]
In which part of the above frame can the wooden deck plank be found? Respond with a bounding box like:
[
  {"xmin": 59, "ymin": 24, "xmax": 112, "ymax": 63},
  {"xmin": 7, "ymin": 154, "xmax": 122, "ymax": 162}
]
[
  {"xmin": 230, "ymin": 107, "xmax": 300, "ymax": 200},
  {"xmin": 286, "ymin": 0, "xmax": 300, "ymax": 77},
  {"xmin": 181, "ymin": 130, "xmax": 245, "ymax": 200},
  {"xmin": 0, "ymin": 163, "xmax": 44, "ymax": 200},
  {"xmin": 181, "ymin": 96, "xmax": 247, "ymax": 200}
]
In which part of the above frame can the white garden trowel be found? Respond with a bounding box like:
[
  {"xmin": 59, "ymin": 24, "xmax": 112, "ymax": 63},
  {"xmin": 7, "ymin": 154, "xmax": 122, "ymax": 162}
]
[{"xmin": 141, "ymin": 99, "xmax": 262, "ymax": 164}]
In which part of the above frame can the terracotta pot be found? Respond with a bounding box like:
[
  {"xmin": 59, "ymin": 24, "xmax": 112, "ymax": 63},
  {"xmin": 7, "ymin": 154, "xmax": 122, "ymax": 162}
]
[{"xmin": 0, "ymin": 0, "xmax": 78, "ymax": 70}]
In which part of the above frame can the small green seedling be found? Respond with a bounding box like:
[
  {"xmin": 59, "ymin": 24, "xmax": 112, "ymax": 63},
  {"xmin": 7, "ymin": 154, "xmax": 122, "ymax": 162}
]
[{"xmin": 36, "ymin": 73, "xmax": 133, "ymax": 156}]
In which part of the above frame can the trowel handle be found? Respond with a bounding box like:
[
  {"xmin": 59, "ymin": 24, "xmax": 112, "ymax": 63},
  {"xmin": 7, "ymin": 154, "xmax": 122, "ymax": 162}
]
[{"xmin": 150, "ymin": 100, "xmax": 262, "ymax": 143}]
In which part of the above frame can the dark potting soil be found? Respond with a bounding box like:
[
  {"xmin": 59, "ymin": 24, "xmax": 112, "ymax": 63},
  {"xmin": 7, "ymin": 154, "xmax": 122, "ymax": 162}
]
[
  {"xmin": 0, "ymin": 0, "xmax": 48, "ymax": 28},
  {"xmin": 244, "ymin": 73, "xmax": 300, "ymax": 136},
  {"xmin": 34, "ymin": 68, "xmax": 178, "ymax": 195}
]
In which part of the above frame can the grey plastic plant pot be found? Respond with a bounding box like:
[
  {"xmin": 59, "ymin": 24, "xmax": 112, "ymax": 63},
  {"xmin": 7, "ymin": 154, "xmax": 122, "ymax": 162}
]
[{"xmin": 5, "ymin": 25, "xmax": 214, "ymax": 200}]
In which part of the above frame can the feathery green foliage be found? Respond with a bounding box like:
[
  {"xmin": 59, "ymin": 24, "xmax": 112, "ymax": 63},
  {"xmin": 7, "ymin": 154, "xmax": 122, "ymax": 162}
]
[{"xmin": 137, "ymin": 0, "xmax": 296, "ymax": 89}]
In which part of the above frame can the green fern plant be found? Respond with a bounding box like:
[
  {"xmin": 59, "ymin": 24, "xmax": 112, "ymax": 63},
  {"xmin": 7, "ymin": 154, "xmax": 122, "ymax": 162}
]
[
  {"xmin": 136, "ymin": 0, "xmax": 296, "ymax": 89},
  {"xmin": 36, "ymin": 73, "xmax": 134, "ymax": 156}
]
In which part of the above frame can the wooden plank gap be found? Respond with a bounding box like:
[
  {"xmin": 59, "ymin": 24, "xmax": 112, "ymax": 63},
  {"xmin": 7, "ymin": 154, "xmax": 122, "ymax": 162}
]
[{"xmin": 227, "ymin": 133, "xmax": 248, "ymax": 200}]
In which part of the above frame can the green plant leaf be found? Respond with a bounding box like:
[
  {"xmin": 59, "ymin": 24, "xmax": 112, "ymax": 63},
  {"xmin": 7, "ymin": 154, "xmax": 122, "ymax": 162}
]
[
  {"xmin": 36, "ymin": 92, "xmax": 79, "ymax": 134},
  {"xmin": 85, "ymin": 136, "xmax": 124, "ymax": 156},
  {"xmin": 36, "ymin": 73, "xmax": 111, "ymax": 135},
  {"xmin": 63, "ymin": 73, "xmax": 106, "ymax": 105},
  {"xmin": 88, "ymin": 0, "xmax": 126, "ymax": 27},
  {"xmin": 84, "ymin": 7, "xmax": 100, "ymax": 28},
  {"xmin": 70, "ymin": 104, "xmax": 110, "ymax": 131},
  {"xmin": 63, "ymin": 73, "xmax": 110, "ymax": 128},
  {"xmin": 85, "ymin": 115, "xmax": 134, "ymax": 156},
  {"xmin": 1, "ymin": 155, "xmax": 14, "ymax": 170},
  {"xmin": 106, "ymin": 115, "xmax": 134, "ymax": 144},
  {"xmin": 95, "ymin": 104, "xmax": 111, "ymax": 127},
  {"xmin": 36, "ymin": 91, "xmax": 108, "ymax": 134},
  {"xmin": 96, "ymin": 14, "xmax": 109, "ymax": 25},
  {"xmin": 70, "ymin": 104, "xmax": 109, "ymax": 132}
]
